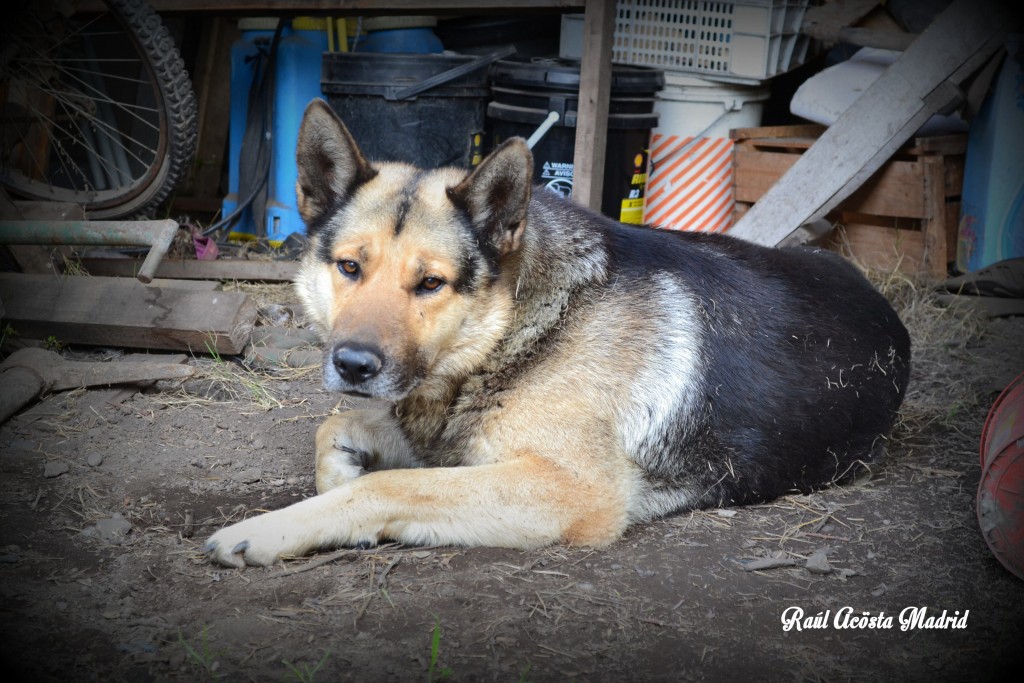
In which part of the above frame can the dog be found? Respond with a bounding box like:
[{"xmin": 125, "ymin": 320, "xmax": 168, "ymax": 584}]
[{"xmin": 205, "ymin": 99, "xmax": 911, "ymax": 568}]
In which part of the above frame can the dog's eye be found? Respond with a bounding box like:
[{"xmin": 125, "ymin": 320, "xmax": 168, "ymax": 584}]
[
  {"xmin": 337, "ymin": 260, "xmax": 360, "ymax": 278},
  {"xmin": 418, "ymin": 276, "xmax": 445, "ymax": 293}
]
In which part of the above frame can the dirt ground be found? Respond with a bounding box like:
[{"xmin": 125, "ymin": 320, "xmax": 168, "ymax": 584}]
[{"xmin": 1, "ymin": 276, "xmax": 1022, "ymax": 683}]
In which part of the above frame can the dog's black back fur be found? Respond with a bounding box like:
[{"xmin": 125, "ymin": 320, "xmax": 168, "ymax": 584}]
[{"xmin": 538, "ymin": 191, "xmax": 911, "ymax": 506}]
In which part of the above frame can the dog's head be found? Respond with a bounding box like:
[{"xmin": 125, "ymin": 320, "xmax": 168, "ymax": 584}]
[{"xmin": 294, "ymin": 99, "xmax": 532, "ymax": 401}]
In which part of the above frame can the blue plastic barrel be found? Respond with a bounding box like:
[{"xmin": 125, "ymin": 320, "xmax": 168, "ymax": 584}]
[
  {"xmin": 223, "ymin": 18, "xmax": 329, "ymax": 246},
  {"xmin": 957, "ymin": 35, "xmax": 1024, "ymax": 273}
]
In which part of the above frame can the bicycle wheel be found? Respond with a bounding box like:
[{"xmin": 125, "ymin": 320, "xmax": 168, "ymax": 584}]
[{"xmin": 0, "ymin": 0, "xmax": 197, "ymax": 218}]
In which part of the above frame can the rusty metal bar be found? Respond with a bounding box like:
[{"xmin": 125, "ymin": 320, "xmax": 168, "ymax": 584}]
[{"xmin": 0, "ymin": 219, "xmax": 179, "ymax": 284}]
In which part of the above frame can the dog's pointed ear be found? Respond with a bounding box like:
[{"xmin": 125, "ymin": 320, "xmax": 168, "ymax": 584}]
[
  {"xmin": 295, "ymin": 99, "xmax": 377, "ymax": 227},
  {"xmin": 447, "ymin": 137, "xmax": 533, "ymax": 258}
]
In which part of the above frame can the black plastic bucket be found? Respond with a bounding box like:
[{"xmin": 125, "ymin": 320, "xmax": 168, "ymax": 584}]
[
  {"xmin": 487, "ymin": 60, "xmax": 663, "ymax": 223},
  {"xmin": 321, "ymin": 53, "xmax": 492, "ymax": 169}
]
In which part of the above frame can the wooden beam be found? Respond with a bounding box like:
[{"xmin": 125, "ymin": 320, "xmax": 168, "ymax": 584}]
[
  {"xmin": 0, "ymin": 274, "xmax": 257, "ymax": 354},
  {"xmin": 728, "ymin": 0, "xmax": 1015, "ymax": 247},
  {"xmin": 184, "ymin": 17, "xmax": 238, "ymax": 199},
  {"xmin": 571, "ymin": 0, "xmax": 614, "ymax": 211},
  {"xmin": 76, "ymin": 257, "xmax": 299, "ymax": 282},
  {"xmin": 73, "ymin": 0, "xmax": 585, "ymax": 14}
]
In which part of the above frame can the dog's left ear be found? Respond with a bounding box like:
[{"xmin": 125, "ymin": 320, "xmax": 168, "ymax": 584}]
[{"xmin": 447, "ymin": 137, "xmax": 533, "ymax": 258}]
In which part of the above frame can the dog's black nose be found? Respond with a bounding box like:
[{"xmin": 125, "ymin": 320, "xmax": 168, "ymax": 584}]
[{"xmin": 332, "ymin": 345, "xmax": 383, "ymax": 384}]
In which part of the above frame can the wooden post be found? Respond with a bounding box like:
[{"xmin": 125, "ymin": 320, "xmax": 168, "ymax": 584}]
[
  {"xmin": 572, "ymin": 0, "xmax": 615, "ymax": 211},
  {"xmin": 185, "ymin": 18, "xmax": 238, "ymax": 200},
  {"xmin": 921, "ymin": 155, "xmax": 947, "ymax": 276}
]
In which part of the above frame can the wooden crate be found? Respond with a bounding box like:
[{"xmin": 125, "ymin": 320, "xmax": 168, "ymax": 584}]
[{"xmin": 732, "ymin": 124, "xmax": 966, "ymax": 275}]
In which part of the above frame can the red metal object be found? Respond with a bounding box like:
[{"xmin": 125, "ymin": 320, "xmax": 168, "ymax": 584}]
[{"xmin": 977, "ymin": 371, "xmax": 1024, "ymax": 581}]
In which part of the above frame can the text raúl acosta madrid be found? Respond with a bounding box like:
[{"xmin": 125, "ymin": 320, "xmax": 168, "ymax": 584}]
[{"xmin": 782, "ymin": 606, "xmax": 969, "ymax": 632}]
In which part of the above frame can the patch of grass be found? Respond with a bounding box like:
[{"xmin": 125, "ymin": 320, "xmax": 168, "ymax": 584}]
[
  {"xmin": 203, "ymin": 338, "xmax": 223, "ymax": 363},
  {"xmin": 178, "ymin": 627, "xmax": 223, "ymax": 680},
  {"xmin": 61, "ymin": 253, "xmax": 90, "ymax": 277},
  {"xmin": 427, "ymin": 616, "xmax": 453, "ymax": 682},
  {"xmin": 283, "ymin": 650, "xmax": 330, "ymax": 682},
  {"xmin": 187, "ymin": 342, "xmax": 284, "ymax": 410},
  {"xmin": 0, "ymin": 323, "xmax": 17, "ymax": 354},
  {"xmin": 43, "ymin": 335, "xmax": 65, "ymax": 352}
]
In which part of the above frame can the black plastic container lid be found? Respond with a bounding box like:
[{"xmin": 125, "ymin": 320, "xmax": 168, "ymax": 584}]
[
  {"xmin": 490, "ymin": 59, "xmax": 664, "ymax": 94},
  {"xmin": 322, "ymin": 53, "xmax": 491, "ymax": 99}
]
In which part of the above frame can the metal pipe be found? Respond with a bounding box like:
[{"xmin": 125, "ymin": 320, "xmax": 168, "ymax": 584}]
[{"xmin": 0, "ymin": 219, "xmax": 179, "ymax": 284}]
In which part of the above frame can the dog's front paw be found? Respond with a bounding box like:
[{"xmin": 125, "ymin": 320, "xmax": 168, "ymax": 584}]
[{"xmin": 204, "ymin": 510, "xmax": 308, "ymax": 568}]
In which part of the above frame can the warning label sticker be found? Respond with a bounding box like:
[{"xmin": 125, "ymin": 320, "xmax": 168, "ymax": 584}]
[{"xmin": 541, "ymin": 161, "xmax": 574, "ymax": 198}]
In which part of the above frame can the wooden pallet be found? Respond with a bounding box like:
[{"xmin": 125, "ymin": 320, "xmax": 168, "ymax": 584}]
[{"xmin": 732, "ymin": 124, "xmax": 967, "ymax": 275}]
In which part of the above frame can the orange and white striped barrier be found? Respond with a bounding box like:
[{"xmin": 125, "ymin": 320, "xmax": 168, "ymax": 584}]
[{"xmin": 643, "ymin": 134, "xmax": 736, "ymax": 233}]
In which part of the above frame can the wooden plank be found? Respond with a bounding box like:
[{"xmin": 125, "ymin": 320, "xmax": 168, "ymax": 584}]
[
  {"xmin": 76, "ymin": 257, "xmax": 299, "ymax": 282},
  {"xmin": 831, "ymin": 223, "xmax": 926, "ymax": 273},
  {"xmin": 735, "ymin": 127, "xmax": 967, "ymax": 157},
  {"xmin": 728, "ymin": 0, "xmax": 1013, "ymax": 247},
  {"xmin": 185, "ymin": 18, "xmax": 238, "ymax": 199},
  {"xmin": 921, "ymin": 155, "xmax": 947, "ymax": 275},
  {"xmin": 848, "ymin": 163, "xmax": 927, "ymax": 218},
  {"xmin": 147, "ymin": 278, "xmax": 221, "ymax": 291},
  {"xmin": 571, "ymin": 0, "xmax": 614, "ymax": 211},
  {"xmin": 738, "ymin": 137, "xmax": 818, "ymax": 152},
  {"xmin": 78, "ymin": 353, "xmax": 191, "ymax": 412},
  {"xmin": 733, "ymin": 150, "xmax": 800, "ymax": 203},
  {"xmin": 905, "ymin": 134, "xmax": 968, "ymax": 156},
  {"xmin": 734, "ymin": 149, "xmax": 930, "ymax": 218},
  {"xmin": 730, "ymin": 124, "xmax": 827, "ymax": 142},
  {"xmin": 946, "ymin": 201, "xmax": 961, "ymax": 261},
  {"xmin": 0, "ymin": 274, "xmax": 256, "ymax": 354},
  {"xmin": 74, "ymin": 0, "xmax": 585, "ymax": 14}
]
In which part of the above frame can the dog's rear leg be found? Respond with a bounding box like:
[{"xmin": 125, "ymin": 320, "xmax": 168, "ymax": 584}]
[
  {"xmin": 205, "ymin": 453, "xmax": 627, "ymax": 567},
  {"xmin": 314, "ymin": 408, "xmax": 420, "ymax": 493}
]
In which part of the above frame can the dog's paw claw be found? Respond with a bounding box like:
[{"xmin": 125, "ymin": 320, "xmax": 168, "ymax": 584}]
[{"xmin": 354, "ymin": 539, "xmax": 375, "ymax": 550}]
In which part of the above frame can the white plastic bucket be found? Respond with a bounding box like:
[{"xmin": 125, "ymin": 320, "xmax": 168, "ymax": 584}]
[{"xmin": 643, "ymin": 73, "xmax": 769, "ymax": 232}]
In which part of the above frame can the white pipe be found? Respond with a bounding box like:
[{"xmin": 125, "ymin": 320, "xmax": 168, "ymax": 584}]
[{"xmin": 526, "ymin": 111, "xmax": 561, "ymax": 149}]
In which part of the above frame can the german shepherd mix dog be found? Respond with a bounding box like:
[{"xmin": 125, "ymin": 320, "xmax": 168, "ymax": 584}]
[{"xmin": 206, "ymin": 100, "xmax": 911, "ymax": 568}]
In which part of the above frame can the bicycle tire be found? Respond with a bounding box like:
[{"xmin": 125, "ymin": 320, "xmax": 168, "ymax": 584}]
[{"xmin": 1, "ymin": 0, "xmax": 197, "ymax": 218}]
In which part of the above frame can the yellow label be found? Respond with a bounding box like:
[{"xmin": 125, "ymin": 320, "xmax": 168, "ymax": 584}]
[
  {"xmin": 630, "ymin": 172, "xmax": 648, "ymax": 186},
  {"xmin": 620, "ymin": 198, "xmax": 644, "ymax": 224}
]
